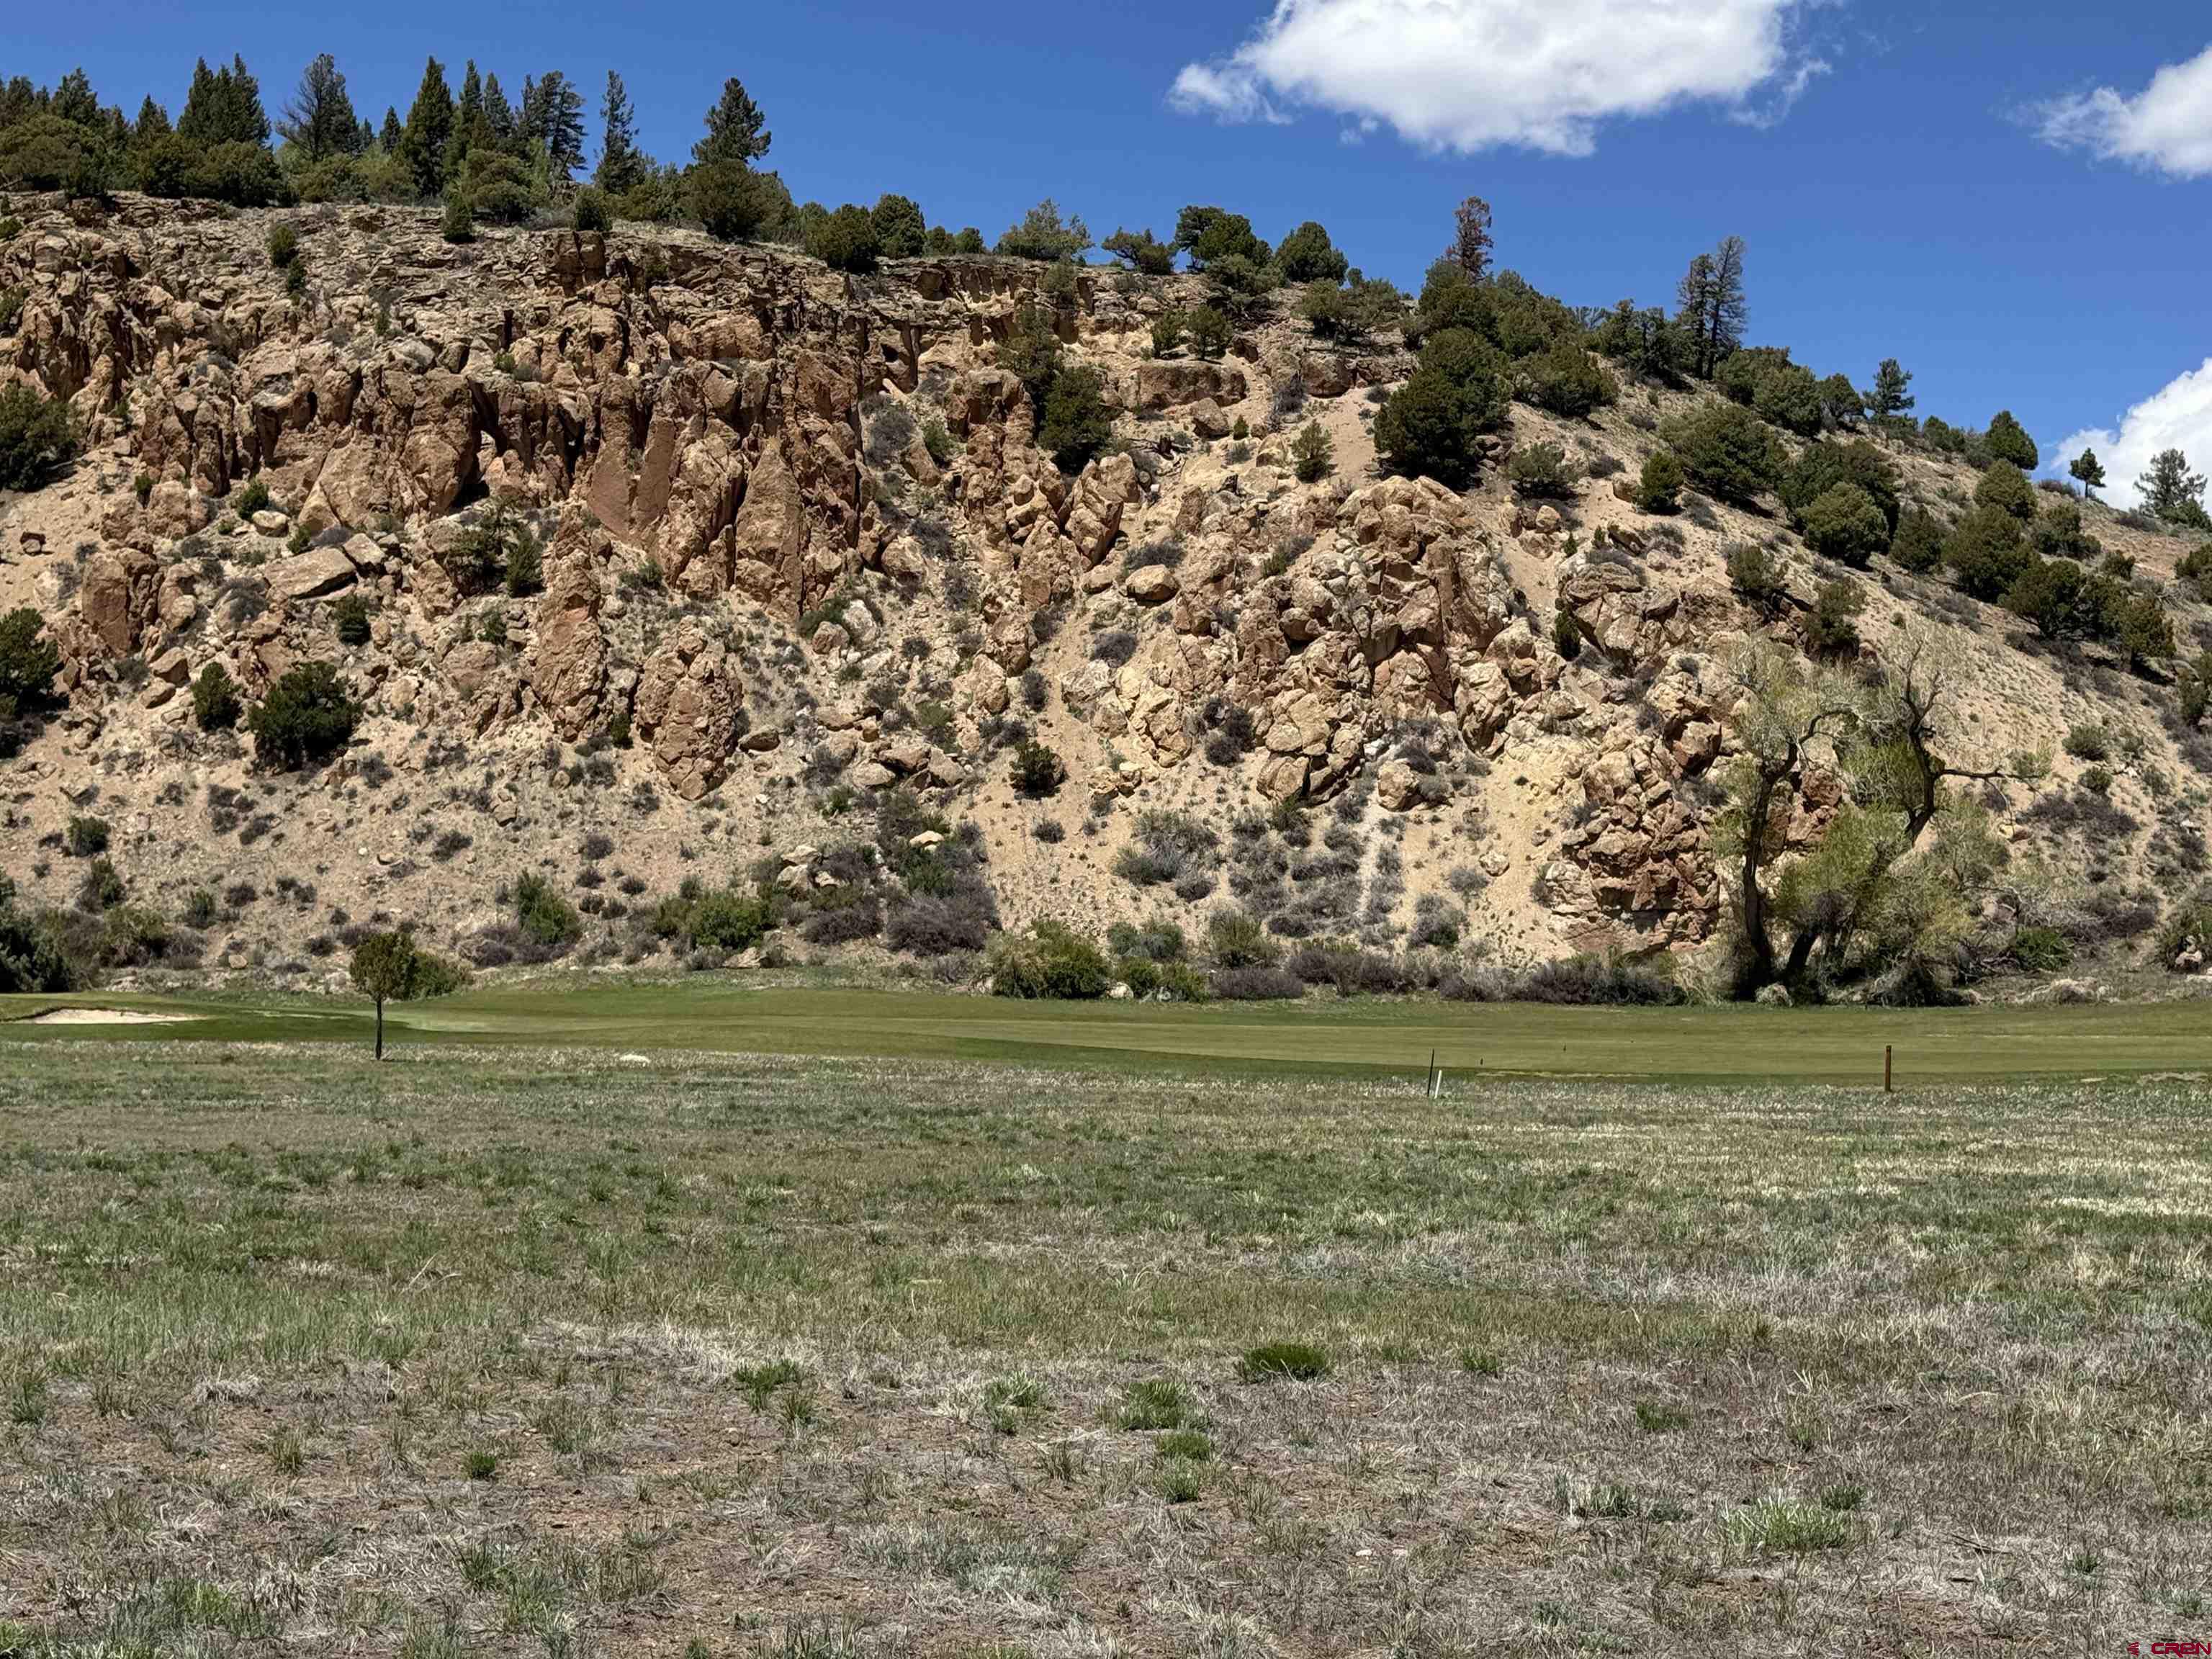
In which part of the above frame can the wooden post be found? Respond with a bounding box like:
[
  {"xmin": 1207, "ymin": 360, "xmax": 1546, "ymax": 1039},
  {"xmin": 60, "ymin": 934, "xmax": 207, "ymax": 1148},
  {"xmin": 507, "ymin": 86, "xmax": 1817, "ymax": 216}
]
[{"xmin": 1884, "ymin": 1044, "xmax": 1892, "ymax": 1093}]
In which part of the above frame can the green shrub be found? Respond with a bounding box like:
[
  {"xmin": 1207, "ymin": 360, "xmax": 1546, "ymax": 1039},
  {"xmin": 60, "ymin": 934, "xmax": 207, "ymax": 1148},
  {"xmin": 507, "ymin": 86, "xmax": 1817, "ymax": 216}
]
[
  {"xmin": 1800, "ymin": 483, "xmax": 1889, "ymax": 567},
  {"xmin": 1291, "ymin": 420, "xmax": 1334, "ymax": 484},
  {"xmin": 1205, "ymin": 906, "xmax": 1277, "ymax": 968},
  {"xmin": 1985, "ymin": 409, "xmax": 2039, "ymax": 471},
  {"xmin": 869, "ymin": 193, "xmax": 925, "ymax": 259},
  {"xmin": 995, "ymin": 199, "xmax": 1089, "ymax": 264},
  {"xmin": 327, "ymin": 597, "xmax": 372, "ymax": 650},
  {"xmin": 439, "ymin": 192, "xmax": 475, "ymax": 244},
  {"xmin": 1552, "ymin": 605, "xmax": 1582, "ymax": 660},
  {"xmin": 2011, "ymin": 926, "xmax": 2072, "ymax": 972},
  {"xmin": 247, "ymin": 662, "xmax": 360, "ymax": 770},
  {"xmin": 1187, "ymin": 306, "xmax": 1233, "ymax": 362},
  {"xmin": 1943, "ymin": 505, "xmax": 2032, "ymax": 601},
  {"xmin": 989, "ymin": 918, "xmax": 1112, "ymax": 999},
  {"xmin": 1008, "ymin": 738, "xmax": 1065, "ymax": 797},
  {"xmin": 685, "ymin": 886, "xmax": 772, "ymax": 953},
  {"xmin": 1508, "ymin": 441, "xmax": 1578, "ymax": 499},
  {"xmin": 691, "ymin": 161, "xmax": 789, "ymax": 242},
  {"xmin": 1237, "ymin": 1341, "xmax": 1331, "ymax": 1382},
  {"xmin": 2003, "ymin": 556, "xmax": 2092, "ymax": 640},
  {"xmin": 0, "ymin": 384, "xmax": 75, "ymax": 490},
  {"xmin": 1780, "ymin": 441, "xmax": 1899, "ymax": 538},
  {"xmin": 233, "ymin": 477, "xmax": 271, "ymax": 517},
  {"xmin": 1038, "ymin": 365, "xmax": 1112, "ymax": 475},
  {"xmin": 76, "ymin": 857, "xmax": 124, "ymax": 913},
  {"xmin": 1375, "ymin": 328, "xmax": 1511, "ymax": 488},
  {"xmin": 1635, "ymin": 449, "xmax": 1683, "ymax": 513},
  {"xmin": 1804, "ymin": 578, "xmax": 1864, "ymax": 655},
  {"xmin": 189, "ymin": 661, "xmax": 240, "ymax": 730},
  {"xmin": 1518, "ymin": 341, "xmax": 1617, "ymax": 417},
  {"xmin": 571, "ymin": 186, "xmax": 611, "ymax": 233},
  {"xmin": 1974, "ymin": 460, "xmax": 2036, "ymax": 521},
  {"xmin": 806, "ymin": 203, "xmax": 878, "ymax": 272},
  {"xmin": 66, "ymin": 816, "xmax": 109, "ymax": 857},
  {"xmin": 1891, "ymin": 508, "xmax": 1945, "ymax": 574},
  {"xmin": 1727, "ymin": 541, "xmax": 1787, "ymax": 611},
  {"xmin": 503, "ymin": 526, "xmax": 543, "ymax": 597},
  {"xmin": 1149, "ymin": 310, "xmax": 1187, "ymax": 359},
  {"xmin": 0, "ymin": 608, "xmax": 63, "ymax": 706},
  {"xmin": 266, "ymin": 222, "xmax": 300, "ymax": 269},
  {"xmin": 1663, "ymin": 403, "xmax": 1781, "ymax": 507},
  {"xmin": 513, "ymin": 871, "xmax": 583, "ymax": 950}
]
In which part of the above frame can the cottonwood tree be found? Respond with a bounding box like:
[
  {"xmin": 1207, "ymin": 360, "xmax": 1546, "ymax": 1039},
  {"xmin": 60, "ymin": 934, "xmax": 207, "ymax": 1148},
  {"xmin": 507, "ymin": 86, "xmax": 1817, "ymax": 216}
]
[
  {"xmin": 1718, "ymin": 634, "xmax": 2014, "ymax": 999},
  {"xmin": 1676, "ymin": 235, "xmax": 1746, "ymax": 379}
]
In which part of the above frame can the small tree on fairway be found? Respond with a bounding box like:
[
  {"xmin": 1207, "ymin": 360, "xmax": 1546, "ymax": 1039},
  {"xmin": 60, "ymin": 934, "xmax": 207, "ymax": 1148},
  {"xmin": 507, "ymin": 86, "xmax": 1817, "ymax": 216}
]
[
  {"xmin": 349, "ymin": 927, "xmax": 418, "ymax": 1060},
  {"xmin": 2069, "ymin": 448, "xmax": 2105, "ymax": 499}
]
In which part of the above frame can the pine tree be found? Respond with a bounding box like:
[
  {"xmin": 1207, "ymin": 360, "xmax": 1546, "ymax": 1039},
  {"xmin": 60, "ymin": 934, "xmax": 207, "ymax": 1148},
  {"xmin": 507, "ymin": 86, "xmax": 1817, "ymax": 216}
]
[
  {"xmin": 1675, "ymin": 235, "xmax": 1747, "ymax": 381},
  {"xmin": 593, "ymin": 71, "xmax": 647, "ymax": 194},
  {"xmin": 2139, "ymin": 449, "xmax": 2208, "ymax": 523},
  {"xmin": 693, "ymin": 76, "xmax": 770, "ymax": 166},
  {"xmin": 402, "ymin": 57, "xmax": 455, "ymax": 199},
  {"xmin": 482, "ymin": 73, "xmax": 517, "ymax": 150},
  {"xmin": 278, "ymin": 53, "xmax": 363, "ymax": 161},
  {"xmin": 2068, "ymin": 449, "xmax": 2105, "ymax": 499},
  {"xmin": 379, "ymin": 107, "xmax": 403, "ymax": 152},
  {"xmin": 449, "ymin": 62, "xmax": 493, "ymax": 169},
  {"xmin": 51, "ymin": 68, "xmax": 99, "ymax": 129},
  {"xmin": 1447, "ymin": 195, "xmax": 1493, "ymax": 281},
  {"xmin": 521, "ymin": 71, "xmax": 584, "ymax": 177},
  {"xmin": 132, "ymin": 96, "xmax": 171, "ymax": 145},
  {"xmin": 178, "ymin": 54, "xmax": 269, "ymax": 148},
  {"xmin": 1869, "ymin": 359, "xmax": 1915, "ymax": 425}
]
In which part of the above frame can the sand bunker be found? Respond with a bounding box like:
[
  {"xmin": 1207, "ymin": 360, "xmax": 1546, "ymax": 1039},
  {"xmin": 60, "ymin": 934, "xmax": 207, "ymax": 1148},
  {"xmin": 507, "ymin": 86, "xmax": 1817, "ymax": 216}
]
[{"xmin": 25, "ymin": 1008, "xmax": 194, "ymax": 1025}]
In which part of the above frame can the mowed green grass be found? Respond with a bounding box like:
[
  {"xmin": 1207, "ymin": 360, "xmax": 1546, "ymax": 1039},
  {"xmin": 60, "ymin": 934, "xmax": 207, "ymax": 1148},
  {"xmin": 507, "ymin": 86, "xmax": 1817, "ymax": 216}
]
[{"xmin": 6, "ymin": 976, "xmax": 2212, "ymax": 1082}]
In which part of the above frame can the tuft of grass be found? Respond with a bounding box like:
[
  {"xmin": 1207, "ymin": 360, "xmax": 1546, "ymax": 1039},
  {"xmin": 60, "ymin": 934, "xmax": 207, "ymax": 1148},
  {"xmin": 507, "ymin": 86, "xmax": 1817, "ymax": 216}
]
[
  {"xmin": 1156, "ymin": 1456, "xmax": 1206, "ymax": 1504},
  {"xmin": 733, "ymin": 1359, "xmax": 809, "ymax": 1413},
  {"xmin": 268, "ymin": 1425, "xmax": 305, "ymax": 1475},
  {"xmin": 466, "ymin": 1447, "xmax": 500, "ymax": 1480},
  {"xmin": 1634, "ymin": 1398, "xmax": 1689, "ymax": 1434},
  {"xmin": 1155, "ymin": 1429, "xmax": 1213, "ymax": 1462},
  {"xmin": 1112, "ymin": 1378, "xmax": 1195, "ymax": 1431},
  {"xmin": 1818, "ymin": 1483, "xmax": 1864, "ymax": 1513},
  {"xmin": 1458, "ymin": 1345, "xmax": 1503, "ymax": 1377},
  {"xmin": 1724, "ymin": 1500, "xmax": 1854, "ymax": 1556},
  {"xmin": 1237, "ymin": 1341, "xmax": 1330, "ymax": 1383},
  {"xmin": 8, "ymin": 1370, "xmax": 48, "ymax": 1426}
]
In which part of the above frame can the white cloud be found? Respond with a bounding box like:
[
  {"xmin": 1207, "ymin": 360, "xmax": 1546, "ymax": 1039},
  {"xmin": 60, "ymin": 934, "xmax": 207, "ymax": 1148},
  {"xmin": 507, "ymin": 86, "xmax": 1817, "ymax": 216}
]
[
  {"xmin": 2054, "ymin": 359, "xmax": 2212, "ymax": 510},
  {"xmin": 2036, "ymin": 43, "xmax": 2212, "ymax": 179},
  {"xmin": 1169, "ymin": 0, "xmax": 1825, "ymax": 156}
]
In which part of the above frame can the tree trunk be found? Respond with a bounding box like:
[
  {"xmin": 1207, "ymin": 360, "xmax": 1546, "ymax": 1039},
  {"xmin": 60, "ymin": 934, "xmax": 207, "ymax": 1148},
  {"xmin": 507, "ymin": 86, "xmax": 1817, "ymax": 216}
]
[{"xmin": 374, "ymin": 998, "xmax": 385, "ymax": 1062}]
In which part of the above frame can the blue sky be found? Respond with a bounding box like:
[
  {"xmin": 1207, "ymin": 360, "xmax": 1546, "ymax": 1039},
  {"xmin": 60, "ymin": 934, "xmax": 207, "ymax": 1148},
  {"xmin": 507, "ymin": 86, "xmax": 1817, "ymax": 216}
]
[{"xmin": 13, "ymin": 1, "xmax": 2212, "ymax": 504}]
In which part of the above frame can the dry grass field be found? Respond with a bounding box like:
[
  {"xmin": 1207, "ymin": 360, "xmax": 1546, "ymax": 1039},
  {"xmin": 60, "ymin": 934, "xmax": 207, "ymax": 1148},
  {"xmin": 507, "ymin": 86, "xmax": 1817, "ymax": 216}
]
[{"xmin": 0, "ymin": 1037, "xmax": 2207, "ymax": 1656}]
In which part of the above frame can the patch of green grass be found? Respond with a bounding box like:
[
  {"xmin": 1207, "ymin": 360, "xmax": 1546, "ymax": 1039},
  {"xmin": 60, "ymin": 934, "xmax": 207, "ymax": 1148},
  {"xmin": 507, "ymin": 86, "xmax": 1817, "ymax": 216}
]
[
  {"xmin": 1819, "ymin": 1483, "xmax": 1864, "ymax": 1512},
  {"xmin": 1237, "ymin": 1341, "xmax": 1330, "ymax": 1382},
  {"xmin": 1725, "ymin": 1500, "xmax": 1855, "ymax": 1555},
  {"xmin": 466, "ymin": 1447, "xmax": 500, "ymax": 1480},
  {"xmin": 1634, "ymin": 1398, "xmax": 1689, "ymax": 1434},
  {"xmin": 1155, "ymin": 1429, "xmax": 1213, "ymax": 1462},
  {"xmin": 1112, "ymin": 1378, "xmax": 1195, "ymax": 1431},
  {"xmin": 14, "ymin": 979, "xmax": 2212, "ymax": 1085},
  {"xmin": 1459, "ymin": 1344, "xmax": 1503, "ymax": 1377}
]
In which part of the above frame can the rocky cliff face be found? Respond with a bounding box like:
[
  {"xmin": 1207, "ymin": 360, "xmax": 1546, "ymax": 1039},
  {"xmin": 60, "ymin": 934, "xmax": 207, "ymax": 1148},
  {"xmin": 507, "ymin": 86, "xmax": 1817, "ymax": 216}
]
[{"xmin": 1, "ymin": 194, "xmax": 2204, "ymax": 986}]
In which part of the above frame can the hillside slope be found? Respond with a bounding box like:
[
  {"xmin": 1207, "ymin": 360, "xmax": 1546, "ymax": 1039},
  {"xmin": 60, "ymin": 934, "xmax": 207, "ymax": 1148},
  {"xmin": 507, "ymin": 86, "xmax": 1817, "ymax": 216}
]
[{"xmin": 1, "ymin": 193, "xmax": 2207, "ymax": 998}]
